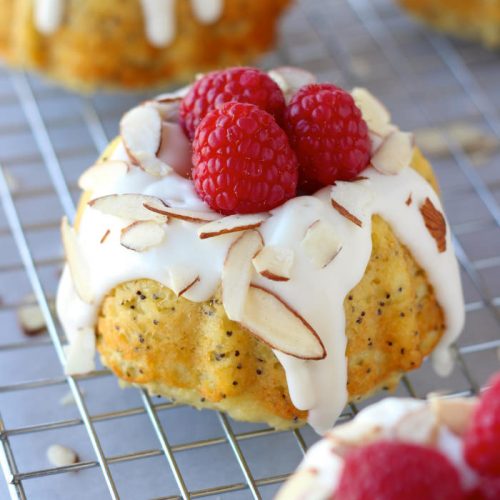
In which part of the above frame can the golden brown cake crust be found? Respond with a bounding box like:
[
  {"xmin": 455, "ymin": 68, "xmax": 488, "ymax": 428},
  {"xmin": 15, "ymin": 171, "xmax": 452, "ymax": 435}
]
[
  {"xmin": 92, "ymin": 147, "xmax": 445, "ymax": 429},
  {"xmin": 399, "ymin": 0, "xmax": 500, "ymax": 48},
  {"xmin": 0, "ymin": 0, "xmax": 291, "ymax": 91}
]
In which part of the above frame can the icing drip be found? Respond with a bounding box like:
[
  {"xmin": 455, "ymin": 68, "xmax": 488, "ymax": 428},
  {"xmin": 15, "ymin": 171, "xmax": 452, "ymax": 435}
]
[
  {"xmin": 33, "ymin": 0, "xmax": 225, "ymax": 46},
  {"xmin": 34, "ymin": 0, "xmax": 65, "ymax": 35},
  {"xmin": 56, "ymin": 134, "xmax": 464, "ymax": 433}
]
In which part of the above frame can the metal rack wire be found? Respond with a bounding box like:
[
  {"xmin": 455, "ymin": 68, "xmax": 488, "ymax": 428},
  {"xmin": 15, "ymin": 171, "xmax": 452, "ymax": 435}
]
[{"xmin": 0, "ymin": 0, "xmax": 499, "ymax": 498}]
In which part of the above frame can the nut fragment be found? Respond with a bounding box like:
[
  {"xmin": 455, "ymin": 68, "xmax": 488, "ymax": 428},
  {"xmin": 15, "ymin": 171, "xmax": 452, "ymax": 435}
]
[
  {"xmin": 198, "ymin": 213, "xmax": 269, "ymax": 239},
  {"xmin": 61, "ymin": 217, "xmax": 93, "ymax": 304},
  {"xmin": 394, "ymin": 408, "xmax": 439, "ymax": 446},
  {"xmin": 429, "ymin": 396, "xmax": 478, "ymax": 436},
  {"xmin": 371, "ymin": 130, "xmax": 414, "ymax": 175},
  {"xmin": 268, "ymin": 66, "xmax": 316, "ymax": 101},
  {"xmin": 78, "ymin": 161, "xmax": 129, "ymax": 192},
  {"xmin": 420, "ymin": 197, "xmax": 447, "ymax": 253},
  {"xmin": 88, "ymin": 194, "xmax": 167, "ymax": 223},
  {"xmin": 17, "ymin": 302, "xmax": 46, "ymax": 336},
  {"xmin": 352, "ymin": 87, "xmax": 392, "ymax": 137},
  {"xmin": 252, "ymin": 246, "xmax": 294, "ymax": 281},
  {"xmin": 222, "ymin": 230, "xmax": 263, "ymax": 321},
  {"xmin": 47, "ymin": 444, "xmax": 78, "ymax": 467},
  {"xmin": 144, "ymin": 204, "xmax": 219, "ymax": 223},
  {"xmin": 301, "ymin": 220, "xmax": 342, "ymax": 268},
  {"xmin": 120, "ymin": 221, "xmax": 165, "ymax": 252},
  {"xmin": 330, "ymin": 181, "xmax": 373, "ymax": 228},
  {"xmin": 241, "ymin": 285, "xmax": 326, "ymax": 360}
]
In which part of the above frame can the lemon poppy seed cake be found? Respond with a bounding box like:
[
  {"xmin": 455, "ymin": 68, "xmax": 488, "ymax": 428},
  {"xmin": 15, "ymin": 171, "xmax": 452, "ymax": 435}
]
[
  {"xmin": 57, "ymin": 66, "xmax": 465, "ymax": 433},
  {"xmin": 0, "ymin": 0, "xmax": 291, "ymax": 90},
  {"xmin": 398, "ymin": 0, "xmax": 500, "ymax": 48}
]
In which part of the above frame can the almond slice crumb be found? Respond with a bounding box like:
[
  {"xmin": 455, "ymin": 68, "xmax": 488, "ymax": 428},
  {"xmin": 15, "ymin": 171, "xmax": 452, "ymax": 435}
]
[
  {"xmin": 420, "ymin": 197, "xmax": 447, "ymax": 253},
  {"xmin": 47, "ymin": 444, "xmax": 79, "ymax": 467},
  {"xmin": 371, "ymin": 130, "xmax": 414, "ymax": 175},
  {"xmin": 120, "ymin": 105, "xmax": 172, "ymax": 177},
  {"xmin": 100, "ymin": 229, "xmax": 110, "ymax": 244},
  {"xmin": 61, "ymin": 217, "xmax": 93, "ymax": 304},
  {"xmin": 351, "ymin": 87, "xmax": 392, "ymax": 137},
  {"xmin": 241, "ymin": 285, "xmax": 326, "ymax": 360},
  {"xmin": 120, "ymin": 221, "xmax": 165, "ymax": 252},
  {"xmin": 88, "ymin": 194, "xmax": 167, "ymax": 223},
  {"xmin": 428, "ymin": 396, "xmax": 478, "ymax": 436},
  {"xmin": 222, "ymin": 230, "xmax": 263, "ymax": 321},
  {"xmin": 144, "ymin": 204, "xmax": 219, "ymax": 223},
  {"xmin": 268, "ymin": 67, "xmax": 316, "ymax": 102},
  {"xmin": 78, "ymin": 161, "xmax": 129, "ymax": 191},
  {"xmin": 301, "ymin": 220, "xmax": 342, "ymax": 268},
  {"xmin": 17, "ymin": 302, "xmax": 46, "ymax": 336},
  {"xmin": 394, "ymin": 407, "xmax": 439, "ymax": 446},
  {"xmin": 252, "ymin": 246, "xmax": 294, "ymax": 281},
  {"xmin": 198, "ymin": 213, "xmax": 268, "ymax": 239},
  {"xmin": 64, "ymin": 326, "xmax": 96, "ymax": 375}
]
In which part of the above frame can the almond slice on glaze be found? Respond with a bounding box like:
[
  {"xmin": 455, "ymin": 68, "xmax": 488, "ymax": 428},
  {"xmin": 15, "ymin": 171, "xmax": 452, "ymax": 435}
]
[
  {"xmin": 222, "ymin": 230, "xmax": 263, "ymax": 321},
  {"xmin": 61, "ymin": 217, "xmax": 93, "ymax": 304},
  {"xmin": 144, "ymin": 204, "xmax": 219, "ymax": 223},
  {"xmin": 78, "ymin": 161, "xmax": 129, "ymax": 192},
  {"xmin": 241, "ymin": 285, "xmax": 326, "ymax": 360},
  {"xmin": 64, "ymin": 326, "xmax": 96, "ymax": 375},
  {"xmin": 429, "ymin": 396, "xmax": 478, "ymax": 436},
  {"xmin": 394, "ymin": 408, "xmax": 439, "ymax": 446},
  {"xmin": 198, "ymin": 213, "xmax": 269, "ymax": 239},
  {"xmin": 371, "ymin": 130, "xmax": 414, "ymax": 175},
  {"xmin": 301, "ymin": 220, "xmax": 342, "ymax": 268},
  {"xmin": 88, "ymin": 194, "xmax": 167, "ymax": 223},
  {"xmin": 351, "ymin": 87, "xmax": 392, "ymax": 137},
  {"xmin": 420, "ymin": 197, "xmax": 447, "ymax": 253},
  {"xmin": 268, "ymin": 66, "xmax": 316, "ymax": 101},
  {"xmin": 252, "ymin": 246, "xmax": 294, "ymax": 281},
  {"xmin": 169, "ymin": 268, "xmax": 200, "ymax": 297},
  {"xmin": 120, "ymin": 221, "xmax": 165, "ymax": 252},
  {"xmin": 331, "ymin": 181, "xmax": 373, "ymax": 228},
  {"xmin": 120, "ymin": 105, "xmax": 172, "ymax": 177}
]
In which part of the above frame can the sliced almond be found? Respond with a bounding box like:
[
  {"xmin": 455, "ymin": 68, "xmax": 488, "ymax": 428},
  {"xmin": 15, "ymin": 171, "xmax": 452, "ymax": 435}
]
[
  {"xmin": 61, "ymin": 217, "xmax": 93, "ymax": 304},
  {"xmin": 222, "ymin": 230, "xmax": 263, "ymax": 321},
  {"xmin": 120, "ymin": 221, "xmax": 165, "ymax": 252},
  {"xmin": 394, "ymin": 407, "xmax": 439, "ymax": 446},
  {"xmin": 100, "ymin": 229, "xmax": 110, "ymax": 244},
  {"xmin": 371, "ymin": 130, "xmax": 414, "ymax": 175},
  {"xmin": 157, "ymin": 122, "xmax": 192, "ymax": 178},
  {"xmin": 169, "ymin": 268, "xmax": 200, "ymax": 297},
  {"xmin": 88, "ymin": 194, "xmax": 167, "ymax": 223},
  {"xmin": 242, "ymin": 285, "xmax": 326, "ymax": 360},
  {"xmin": 268, "ymin": 66, "xmax": 316, "ymax": 101},
  {"xmin": 405, "ymin": 193, "xmax": 412, "ymax": 206},
  {"xmin": 330, "ymin": 181, "xmax": 373, "ymax": 228},
  {"xmin": 252, "ymin": 246, "xmax": 294, "ymax": 281},
  {"xmin": 198, "ymin": 213, "xmax": 268, "ymax": 239},
  {"xmin": 144, "ymin": 204, "xmax": 219, "ymax": 223},
  {"xmin": 420, "ymin": 197, "xmax": 447, "ymax": 253},
  {"xmin": 64, "ymin": 327, "xmax": 96, "ymax": 375},
  {"xmin": 17, "ymin": 302, "xmax": 46, "ymax": 336},
  {"xmin": 351, "ymin": 87, "xmax": 392, "ymax": 136},
  {"xmin": 78, "ymin": 161, "xmax": 129, "ymax": 192},
  {"xmin": 301, "ymin": 220, "xmax": 342, "ymax": 268},
  {"xmin": 275, "ymin": 468, "xmax": 319, "ymax": 500},
  {"xmin": 429, "ymin": 396, "xmax": 477, "ymax": 436},
  {"xmin": 120, "ymin": 105, "xmax": 172, "ymax": 177},
  {"xmin": 329, "ymin": 420, "xmax": 383, "ymax": 448},
  {"xmin": 47, "ymin": 444, "xmax": 78, "ymax": 467}
]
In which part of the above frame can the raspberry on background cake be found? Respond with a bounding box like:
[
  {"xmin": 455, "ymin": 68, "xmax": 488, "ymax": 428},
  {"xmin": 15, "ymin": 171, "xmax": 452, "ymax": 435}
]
[
  {"xmin": 56, "ymin": 65, "xmax": 465, "ymax": 433},
  {"xmin": 277, "ymin": 370, "xmax": 500, "ymax": 500}
]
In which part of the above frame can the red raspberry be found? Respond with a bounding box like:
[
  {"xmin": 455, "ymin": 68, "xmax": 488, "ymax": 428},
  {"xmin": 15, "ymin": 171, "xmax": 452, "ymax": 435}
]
[
  {"xmin": 467, "ymin": 476, "xmax": 500, "ymax": 500},
  {"xmin": 336, "ymin": 441, "xmax": 464, "ymax": 500},
  {"xmin": 284, "ymin": 83, "xmax": 371, "ymax": 190},
  {"xmin": 464, "ymin": 372, "xmax": 500, "ymax": 476},
  {"xmin": 180, "ymin": 67, "xmax": 286, "ymax": 140},
  {"xmin": 192, "ymin": 102, "xmax": 298, "ymax": 214}
]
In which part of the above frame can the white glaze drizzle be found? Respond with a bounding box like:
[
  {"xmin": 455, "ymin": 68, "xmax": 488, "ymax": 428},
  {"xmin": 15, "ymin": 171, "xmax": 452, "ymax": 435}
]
[
  {"xmin": 278, "ymin": 398, "xmax": 479, "ymax": 499},
  {"xmin": 33, "ymin": 0, "xmax": 225, "ymax": 47},
  {"xmin": 56, "ymin": 124, "xmax": 464, "ymax": 434}
]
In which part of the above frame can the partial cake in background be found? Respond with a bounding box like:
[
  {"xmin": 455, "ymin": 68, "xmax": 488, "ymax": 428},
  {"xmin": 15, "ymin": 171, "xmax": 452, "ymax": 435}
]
[
  {"xmin": 277, "ymin": 370, "xmax": 500, "ymax": 499},
  {"xmin": 0, "ymin": 0, "xmax": 291, "ymax": 90},
  {"xmin": 398, "ymin": 0, "xmax": 500, "ymax": 48},
  {"xmin": 56, "ymin": 66, "xmax": 464, "ymax": 433}
]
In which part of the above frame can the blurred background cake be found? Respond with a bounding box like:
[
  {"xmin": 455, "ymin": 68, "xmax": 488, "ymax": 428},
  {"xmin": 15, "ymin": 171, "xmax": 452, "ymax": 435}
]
[
  {"xmin": 398, "ymin": 0, "xmax": 500, "ymax": 47},
  {"xmin": 0, "ymin": 0, "xmax": 291, "ymax": 90}
]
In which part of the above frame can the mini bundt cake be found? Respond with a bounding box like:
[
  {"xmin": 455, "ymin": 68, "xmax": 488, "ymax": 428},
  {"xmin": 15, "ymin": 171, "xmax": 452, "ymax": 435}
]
[
  {"xmin": 398, "ymin": 0, "xmax": 500, "ymax": 48},
  {"xmin": 0, "ymin": 0, "xmax": 291, "ymax": 90},
  {"xmin": 57, "ymin": 66, "xmax": 464, "ymax": 433},
  {"xmin": 277, "ymin": 371, "xmax": 500, "ymax": 499}
]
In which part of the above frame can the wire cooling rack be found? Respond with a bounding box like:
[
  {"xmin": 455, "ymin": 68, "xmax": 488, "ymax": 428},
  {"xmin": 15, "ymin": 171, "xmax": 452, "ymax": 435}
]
[{"xmin": 0, "ymin": 0, "xmax": 499, "ymax": 498}]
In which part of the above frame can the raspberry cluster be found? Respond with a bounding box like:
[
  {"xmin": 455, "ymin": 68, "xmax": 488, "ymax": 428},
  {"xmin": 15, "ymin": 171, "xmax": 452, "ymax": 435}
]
[
  {"xmin": 179, "ymin": 66, "xmax": 371, "ymax": 214},
  {"xmin": 335, "ymin": 371, "xmax": 500, "ymax": 500}
]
